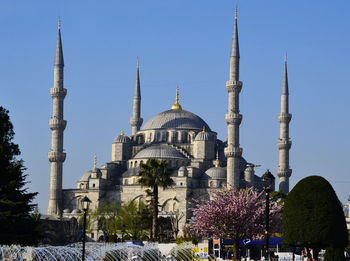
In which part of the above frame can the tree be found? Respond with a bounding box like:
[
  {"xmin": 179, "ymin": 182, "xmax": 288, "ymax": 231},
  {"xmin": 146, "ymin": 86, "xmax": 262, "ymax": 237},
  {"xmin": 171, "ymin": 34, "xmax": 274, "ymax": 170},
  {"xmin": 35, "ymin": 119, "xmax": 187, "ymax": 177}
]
[
  {"xmin": 0, "ymin": 106, "xmax": 38, "ymax": 245},
  {"xmin": 138, "ymin": 158, "xmax": 175, "ymax": 241},
  {"xmin": 283, "ymin": 176, "xmax": 348, "ymax": 261},
  {"xmin": 115, "ymin": 200, "xmax": 151, "ymax": 241},
  {"xmin": 89, "ymin": 200, "xmax": 151, "ymax": 242},
  {"xmin": 90, "ymin": 202, "xmax": 120, "ymax": 242},
  {"xmin": 189, "ymin": 187, "xmax": 283, "ymax": 260}
]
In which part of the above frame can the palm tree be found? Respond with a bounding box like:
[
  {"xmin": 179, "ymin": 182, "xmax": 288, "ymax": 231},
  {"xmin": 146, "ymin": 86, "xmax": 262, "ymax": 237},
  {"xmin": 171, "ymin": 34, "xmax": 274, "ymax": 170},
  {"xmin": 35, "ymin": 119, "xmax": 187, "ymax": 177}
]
[{"xmin": 137, "ymin": 158, "xmax": 174, "ymax": 241}]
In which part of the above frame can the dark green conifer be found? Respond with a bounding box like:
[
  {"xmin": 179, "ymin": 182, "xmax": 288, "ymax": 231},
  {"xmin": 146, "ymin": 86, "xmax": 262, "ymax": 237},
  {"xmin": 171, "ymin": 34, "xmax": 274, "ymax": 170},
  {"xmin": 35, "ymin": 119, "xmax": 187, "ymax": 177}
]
[
  {"xmin": 0, "ymin": 107, "xmax": 38, "ymax": 245},
  {"xmin": 283, "ymin": 176, "xmax": 348, "ymax": 260}
]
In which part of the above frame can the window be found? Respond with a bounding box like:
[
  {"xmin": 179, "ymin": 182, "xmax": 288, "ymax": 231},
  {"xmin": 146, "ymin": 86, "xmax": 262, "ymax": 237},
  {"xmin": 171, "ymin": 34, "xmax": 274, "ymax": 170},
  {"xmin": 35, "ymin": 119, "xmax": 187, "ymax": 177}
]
[{"xmin": 92, "ymin": 183, "xmax": 95, "ymax": 188}]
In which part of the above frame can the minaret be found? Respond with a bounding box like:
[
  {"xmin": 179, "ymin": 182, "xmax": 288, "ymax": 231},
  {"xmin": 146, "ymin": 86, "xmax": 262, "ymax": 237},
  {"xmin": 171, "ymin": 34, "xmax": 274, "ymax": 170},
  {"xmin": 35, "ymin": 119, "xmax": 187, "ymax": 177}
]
[
  {"xmin": 277, "ymin": 52, "xmax": 292, "ymax": 194},
  {"xmin": 47, "ymin": 18, "xmax": 67, "ymax": 215},
  {"xmin": 130, "ymin": 58, "xmax": 143, "ymax": 136},
  {"xmin": 224, "ymin": 7, "xmax": 243, "ymax": 188}
]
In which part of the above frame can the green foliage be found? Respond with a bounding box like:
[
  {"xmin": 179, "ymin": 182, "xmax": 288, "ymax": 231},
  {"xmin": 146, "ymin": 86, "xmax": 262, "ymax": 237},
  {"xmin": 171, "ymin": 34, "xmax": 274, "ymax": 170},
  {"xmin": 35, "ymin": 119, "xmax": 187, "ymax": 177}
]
[
  {"xmin": 90, "ymin": 202, "xmax": 120, "ymax": 242},
  {"xmin": 0, "ymin": 107, "xmax": 39, "ymax": 245},
  {"xmin": 324, "ymin": 247, "xmax": 345, "ymax": 261},
  {"xmin": 137, "ymin": 159, "xmax": 174, "ymax": 190},
  {"xmin": 138, "ymin": 159, "xmax": 174, "ymax": 240},
  {"xmin": 89, "ymin": 200, "xmax": 152, "ymax": 242},
  {"xmin": 115, "ymin": 200, "xmax": 151, "ymax": 241},
  {"xmin": 346, "ymin": 230, "xmax": 350, "ymax": 252},
  {"xmin": 283, "ymin": 176, "xmax": 348, "ymax": 251}
]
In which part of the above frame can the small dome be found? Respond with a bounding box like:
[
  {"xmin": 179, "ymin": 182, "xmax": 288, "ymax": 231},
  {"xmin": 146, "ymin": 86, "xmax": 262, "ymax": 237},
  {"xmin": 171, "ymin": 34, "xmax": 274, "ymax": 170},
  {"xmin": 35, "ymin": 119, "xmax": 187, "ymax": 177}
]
[
  {"xmin": 114, "ymin": 134, "xmax": 131, "ymax": 143},
  {"xmin": 123, "ymin": 167, "xmax": 139, "ymax": 177},
  {"xmin": 71, "ymin": 209, "xmax": 81, "ymax": 214},
  {"xmin": 79, "ymin": 171, "xmax": 92, "ymax": 182},
  {"xmin": 134, "ymin": 144, "xmax": 186, "ymax": 159},
  {"xmin": 63, "ymin": 209, "xmax": 71, "ymax": 213},
  {"xmin": 205, "ymin": 167, "xmax": 226, "ymax": 180},
  {"xmin": 195, "ymin": 131, "xmax": 213, "ymax": 141}
]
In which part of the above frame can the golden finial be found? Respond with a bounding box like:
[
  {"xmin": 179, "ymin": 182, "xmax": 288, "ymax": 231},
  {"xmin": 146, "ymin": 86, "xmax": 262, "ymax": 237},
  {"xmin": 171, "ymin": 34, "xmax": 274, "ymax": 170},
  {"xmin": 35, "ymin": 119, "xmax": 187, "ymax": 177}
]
[
  {"xmin": 137, "ymin": 57, "xmax": 139, "ymax": 68},
  {"xmin": 215, "ymin": 151, "xmax": 220, "ymax": 168},
  {"xmin": 235, "ymin": 6, "xmax": 238, "ymax": 20},
  {"xmin": 94, "ymin": 154, "xmax": 97, "ymax": 169},
  {"xmin": 121, "ymin": 129, "xmax": 124, "ymax": 136},
  {"xmin": 285, "ymin": 51, "xmax": 287, "ymax": 62},
  {"xmin": 202, "ymin": 126, "xmax": 206, "ymax": 133},
  {"xmin": 171, "ymin": 86, "xmax": 182, "ymax": 110},
  {"xmin": 58, "ymin": 17, "xmax": 61, "ymax": 30}
]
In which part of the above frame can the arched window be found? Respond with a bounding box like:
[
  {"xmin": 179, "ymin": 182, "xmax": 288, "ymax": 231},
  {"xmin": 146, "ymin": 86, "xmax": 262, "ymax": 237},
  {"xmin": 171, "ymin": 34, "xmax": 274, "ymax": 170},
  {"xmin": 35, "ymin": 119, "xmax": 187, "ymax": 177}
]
[
  {"xmin": 130, "ymin": 162, "xmax": 133, "ymax": 168},
  {"xmin": 166, "ymin": 132, "xmax": 169, "ymax": 142},
  {"xmin": 125, "ymin": 179, "xmax": 128, "ymax": 185},
  {"xmin": 135, "ymin": 161, "xmax": 137, "ymax": 167}
]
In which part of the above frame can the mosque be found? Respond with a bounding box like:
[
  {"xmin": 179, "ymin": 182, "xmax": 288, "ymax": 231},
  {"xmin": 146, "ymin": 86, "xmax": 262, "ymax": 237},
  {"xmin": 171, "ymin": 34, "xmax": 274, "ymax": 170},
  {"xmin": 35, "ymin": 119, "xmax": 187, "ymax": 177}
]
[{"xmin": 46, "ymin": 9, "xmax": 292, "ymax": 241}]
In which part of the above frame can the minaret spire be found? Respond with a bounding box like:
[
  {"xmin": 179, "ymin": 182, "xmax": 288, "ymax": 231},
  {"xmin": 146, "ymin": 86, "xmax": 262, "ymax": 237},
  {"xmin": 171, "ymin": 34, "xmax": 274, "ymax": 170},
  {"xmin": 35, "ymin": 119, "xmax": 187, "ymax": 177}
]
[
  {"xmin": 277, "ymin": 52, "xmax": 292, "ymax": 194},
  {"xmin": 47, "ymin": 18, "xmax": 67, "ymax": 215},
  {"xmin": 130, "ymin": 58, "xmax": 143, "ymax": 136},
  {"xmin": 224, "ymin": 7, "xmax": 243, "ymax": 188}
]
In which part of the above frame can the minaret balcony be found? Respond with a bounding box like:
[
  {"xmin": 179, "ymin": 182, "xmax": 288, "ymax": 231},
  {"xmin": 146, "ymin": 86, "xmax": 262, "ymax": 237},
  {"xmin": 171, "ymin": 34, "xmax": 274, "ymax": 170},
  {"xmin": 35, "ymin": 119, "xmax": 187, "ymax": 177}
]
[
  {"xmin": 50, "ymin": 88, "xmax": 67, "ymax": 98},
  {"xmin": 278, "ymin": 113, "xmax": 292, "ymax": 123},
  {"xmin": 226, "ymin": 80, "xmax": 242, "ymax": 93},
  {"xmin": 225, "ymin": 113, "xmax": 242, "ymax": 125},
  {"xmin": 277, "ymin": 168, "xmax": 292, "ymax": 178},
  {"xmin": 224, "ymin": 145, "xmax": 242, "ymax": 158},
  {"xmin": 130, "ymin": 117, "xmax": 143, "ymax": 127},
  {"xmin": 49, "ymin": 119, "xmax": 67, "ymax": 130},
  {"xmin": 277, "ymin": 139, "xmax": 292, "ymax": 150},
  {"xmin": 48, "ymin": 151, "xmax": 66, "ymax": 162}
]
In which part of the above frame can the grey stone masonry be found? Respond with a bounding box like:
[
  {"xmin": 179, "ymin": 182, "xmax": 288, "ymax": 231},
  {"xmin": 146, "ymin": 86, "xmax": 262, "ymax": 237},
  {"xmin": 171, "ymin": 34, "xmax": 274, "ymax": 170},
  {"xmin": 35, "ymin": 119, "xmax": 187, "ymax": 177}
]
[
  {"xmin": 277, "ymin": 54, "xmax": 292, "ymax": 194},
  {"xmin": 224, "ymin": 8, "xmax": 243, "ymax": 188},
  {"xmin": 47, "ymin": 21, "xmax": 67, "ymax": 216},
  {"xmin": 130, "ymin": 59, "xmax": 143, "ymax": 135}
]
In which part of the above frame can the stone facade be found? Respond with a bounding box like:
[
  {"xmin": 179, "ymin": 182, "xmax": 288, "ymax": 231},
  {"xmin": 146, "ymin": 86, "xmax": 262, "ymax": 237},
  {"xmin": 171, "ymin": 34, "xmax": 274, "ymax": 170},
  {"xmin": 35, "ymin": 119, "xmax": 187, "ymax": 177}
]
[{"xmin": 47, "ymin": 11, "xmax": 292, "ymax": 241}]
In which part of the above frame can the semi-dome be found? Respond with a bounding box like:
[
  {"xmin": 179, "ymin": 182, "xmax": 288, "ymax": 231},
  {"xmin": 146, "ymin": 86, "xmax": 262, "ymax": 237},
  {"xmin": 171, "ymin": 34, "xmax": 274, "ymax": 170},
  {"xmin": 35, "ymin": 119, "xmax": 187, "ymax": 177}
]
[
  {"xmin": 143, "ymin": 109, "xmax": 211, "ymax": 131},
  {"xmin": 79, "ymin": 171, "xmax": 92, "ymax": 182},
  {"xmin": 134, "ymin": 144, "xmax": 186, "ymax": 159},
  {"xmin": 205, "ymin": 167, "xmax": 226, "ymax": 180},
  {"xmin": 195, "ymin": 131, "xmax": 213, "ymax": 141}
]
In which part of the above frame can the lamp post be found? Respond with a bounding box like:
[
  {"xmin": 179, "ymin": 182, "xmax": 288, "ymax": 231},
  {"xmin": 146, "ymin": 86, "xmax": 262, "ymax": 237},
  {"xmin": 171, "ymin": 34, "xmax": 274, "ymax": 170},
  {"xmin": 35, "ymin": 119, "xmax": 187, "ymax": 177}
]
[
  {"xmin": 262, "ymin": 170, "xmax": 275, "ymax": 261},
  {"xmin": 81, "ymin": 196, "xmax": 91, "ymax": 261}
]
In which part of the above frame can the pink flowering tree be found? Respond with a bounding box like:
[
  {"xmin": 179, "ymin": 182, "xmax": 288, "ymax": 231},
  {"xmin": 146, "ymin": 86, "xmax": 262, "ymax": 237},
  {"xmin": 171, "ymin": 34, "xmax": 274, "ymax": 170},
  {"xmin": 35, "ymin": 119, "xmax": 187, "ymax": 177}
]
[{"xmin": 189, "ymin": 187, "xmax": 283, "ymax": 260}]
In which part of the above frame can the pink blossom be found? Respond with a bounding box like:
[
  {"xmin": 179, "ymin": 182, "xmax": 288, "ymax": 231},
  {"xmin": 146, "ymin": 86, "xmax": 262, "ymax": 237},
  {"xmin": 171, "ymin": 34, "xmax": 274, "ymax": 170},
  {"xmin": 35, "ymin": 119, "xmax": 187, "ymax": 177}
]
[{"xmin": 189, "ymin": 187, "xmax": 283, "ymax": 241}]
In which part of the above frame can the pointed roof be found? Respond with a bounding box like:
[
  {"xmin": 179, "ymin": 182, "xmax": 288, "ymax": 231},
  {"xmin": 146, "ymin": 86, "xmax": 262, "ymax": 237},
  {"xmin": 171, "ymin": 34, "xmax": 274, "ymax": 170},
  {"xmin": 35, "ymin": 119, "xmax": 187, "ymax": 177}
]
[
  {"xmin": 230, "ymin": 7, "xmax": 240, "ymax": 58},
  {"xmin": 282, "ymin": 52, "xmax": 288, "ymax": 95},
  {"xmin": 134, "ymin": 58, "xmax": 141, "ymax": 98},
  {"xmin": 54, "ymin": 18, "xmax": 64, "ymax": 66}
]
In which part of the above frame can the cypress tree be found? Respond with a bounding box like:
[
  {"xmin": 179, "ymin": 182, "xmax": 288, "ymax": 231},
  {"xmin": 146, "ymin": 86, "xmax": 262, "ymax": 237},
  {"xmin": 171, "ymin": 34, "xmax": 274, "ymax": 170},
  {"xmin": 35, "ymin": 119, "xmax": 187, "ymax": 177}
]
[
  {"xmin": 283, "ymin": 176, "xmax": 348, "ymax": 259},
  {"xmin": 0, "ymin": 107, "xmax": 38, "ymax": 245}
]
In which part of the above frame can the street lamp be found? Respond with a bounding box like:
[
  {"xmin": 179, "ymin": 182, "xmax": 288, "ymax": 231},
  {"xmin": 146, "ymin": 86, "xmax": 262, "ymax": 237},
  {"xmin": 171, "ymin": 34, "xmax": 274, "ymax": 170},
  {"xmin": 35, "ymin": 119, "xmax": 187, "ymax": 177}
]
[
  {"xmin": 81, "ymin": 196, "xmax": 91, "ymax": 261},
  {"xmin": 262, "ymin": 170, "xmax": 275, "ymax": 261}
]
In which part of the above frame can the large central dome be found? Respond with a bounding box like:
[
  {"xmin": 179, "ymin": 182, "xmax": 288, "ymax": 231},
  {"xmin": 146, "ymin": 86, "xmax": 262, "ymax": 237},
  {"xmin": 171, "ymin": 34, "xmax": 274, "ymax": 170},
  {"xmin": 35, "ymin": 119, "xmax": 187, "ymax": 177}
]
[{"xmin": 142, "ymin": 109, "xmax": 211, "ymax": 131}]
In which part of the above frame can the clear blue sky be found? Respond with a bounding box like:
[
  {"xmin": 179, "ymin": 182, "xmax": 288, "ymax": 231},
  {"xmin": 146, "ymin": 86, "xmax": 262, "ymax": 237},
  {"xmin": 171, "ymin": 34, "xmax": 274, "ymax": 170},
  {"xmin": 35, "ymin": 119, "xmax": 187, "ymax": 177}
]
[{"xmin": 1, "ymin": 0, "xmax": 350, "ymax": 212}]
